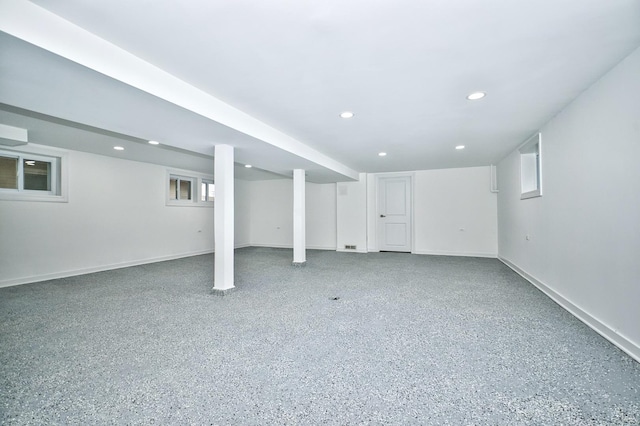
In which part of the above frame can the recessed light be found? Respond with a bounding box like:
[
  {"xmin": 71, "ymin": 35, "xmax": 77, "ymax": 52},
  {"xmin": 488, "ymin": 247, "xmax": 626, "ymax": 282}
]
[
  {"xmin": 245, "ymin": 164, "xmax": 252, "ymax": 168},
  {"xmin": 456, "ymin": 145, "xmax": 465, "ymax": 150},
  {"xmin": 466, "ymin": 92, "xmax": 486, "ymax": 100},
  {"xmin": 113, "ymin": 146, "xmax": 125, "ymax": 151},
  {"xmin": 378, "ymin": 152, "xmax": 387, "ymax": 157},
  {"xmin": 148, "ymin": 140, "xmax": 160, "ymax": 145},
  {"xmin": 340, "ymin": 111, "xmax": 354, "ymax": 119}
]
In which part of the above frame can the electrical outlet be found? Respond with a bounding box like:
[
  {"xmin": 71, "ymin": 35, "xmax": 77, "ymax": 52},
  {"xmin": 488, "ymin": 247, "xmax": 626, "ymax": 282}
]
[{"xmin": 344, "ymin": 245, "xmax": 357, "ymax": 250}]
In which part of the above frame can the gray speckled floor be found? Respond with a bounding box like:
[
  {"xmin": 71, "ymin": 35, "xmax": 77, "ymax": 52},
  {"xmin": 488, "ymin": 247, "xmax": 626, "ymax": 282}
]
[{"xmin": 1, "ymin": 248, "xmax": 639, "ymax": 425}]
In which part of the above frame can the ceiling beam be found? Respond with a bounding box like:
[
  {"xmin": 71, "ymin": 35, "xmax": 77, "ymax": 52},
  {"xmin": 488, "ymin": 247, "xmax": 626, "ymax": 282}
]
[{"xmin": 0, "ymin": 0, "xmax": 359, "ymax": 181}]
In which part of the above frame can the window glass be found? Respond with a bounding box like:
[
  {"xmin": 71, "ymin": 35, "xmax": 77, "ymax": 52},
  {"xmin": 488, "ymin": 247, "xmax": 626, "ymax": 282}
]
[
  {"xmin": 23, "ymin": 159, "xmax": 51, "ymax": 191},
  {"xmin": 0, "ymin": 148, "xmax": 65, "ymax": 202},
  {"xmin": 519, "ymin": 133, "xmax": 542, "ymax": 199},
  {"xmin": 169, "ymin": 178, "xmax": 178, "ymax": 200},
  {"xmin": 167, "ymin": 171, "xmax": 212, "ymax": 207},
  {"xmin": 0, "ymin": 156, "xmax": 18, "ymax": 189},
  {"xmin": 201, "ymin": 180, "xmax": 215, "ymax": 202},
  {"xmin": 179, "ymin": 180, "xmax": 191, "ymax": 200}
]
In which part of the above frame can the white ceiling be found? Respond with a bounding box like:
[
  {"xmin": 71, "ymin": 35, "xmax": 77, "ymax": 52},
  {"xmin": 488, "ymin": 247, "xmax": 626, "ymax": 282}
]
[{"xmin": 1, "ymin": 0, "xmax": 640, "ymax": 182}]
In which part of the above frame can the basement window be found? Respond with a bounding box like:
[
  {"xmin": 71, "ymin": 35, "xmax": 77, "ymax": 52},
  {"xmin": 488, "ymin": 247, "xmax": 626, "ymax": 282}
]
[
  {"xmin": 0, "ymin": 147, "xmax": 66, "ymax": 202},
  {"xmin": 520, "ymin": 133, "xmax": 542, "ymax": 199},
  {"xmin": 169, "ymin": 175, "xmax": 194, "ymax": 202},
  {"xmin": 166, "ymin": 169, "xmax": 214, "ymax": 207},
  {"xmin": 201, "ymin": 179, "xmax": 215, "ymax": 202}
]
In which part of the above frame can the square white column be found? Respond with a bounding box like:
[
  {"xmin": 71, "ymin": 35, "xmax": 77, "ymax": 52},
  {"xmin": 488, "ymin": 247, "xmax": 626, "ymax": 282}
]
[
  {"xmin": 293, "ymin": 169, "xmax": 306, "ymax": 265},
  {"xmin": 213, "ymin": 144, "xmax": 235, "ymax": 293}
]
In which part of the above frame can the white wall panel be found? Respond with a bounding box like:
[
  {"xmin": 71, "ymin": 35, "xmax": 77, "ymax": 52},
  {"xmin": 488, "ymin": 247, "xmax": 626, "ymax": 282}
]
[
  {"xmin": 234, "ymin": 178, "xmax": 251, "ymax": 248},
  {"xmin": 497, "ymin": 46, "xmax": 640, "ymax": 360},
  {"xmin": 0, "ymin": 150, "xmax": 214, "ymax": 286},
  {"xmin": 413, "ymin": 167, "xmax": 498, "ymax": 257},
  {"xmin": 336, "ymin": 173, "xmax": 367, "ymax": 253},
  {"xmin": 248, "ymin": 179, "xmax": 336, "ymax": 250}
]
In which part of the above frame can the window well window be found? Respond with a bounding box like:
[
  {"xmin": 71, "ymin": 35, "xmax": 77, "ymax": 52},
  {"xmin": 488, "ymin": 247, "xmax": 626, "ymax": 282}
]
[
  {"xmin": 169, "ymin": 175, "xmax": 193, "ymax": 201},
  {"xmin": 0, "ymin": 155, "xmax": 18, "ymax": 189},
  {"xmin": 166, "ymin": 169, "xmax": 213, "ymax": 207},
  {"xmin": 23, "ymin": 159, "xmax": 51, "ymax": 191},
  {"xmin": 201, "ymin": 179, "xmax": 214, "ymax": 202},
  {"xmin": 520, "ymin": 132, "xmax": 542, "ymax": 199},
  {"xmin": 0, "ymin": 147, "xmax": 65, "ymax": 202}
]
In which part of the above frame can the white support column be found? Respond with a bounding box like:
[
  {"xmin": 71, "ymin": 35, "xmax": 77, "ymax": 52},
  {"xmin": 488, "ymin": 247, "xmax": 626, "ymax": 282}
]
[
  {"xmin": 293, "ymin": 169, "xmax": 306, "ymax": 266},
  {"xmin": 213, "ymin": 144, "xmax": 235, "ymax": 294}
]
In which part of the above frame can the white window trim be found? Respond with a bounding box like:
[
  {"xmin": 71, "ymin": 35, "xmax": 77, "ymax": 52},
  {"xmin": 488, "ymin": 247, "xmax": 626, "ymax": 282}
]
[
  {"xmin": 168, "ymin": 174, "xmax": 196, "ymax": 204},
  {"xmin": 166, "ymin": 168, "xmax": 214, "ymax": 207},
  {"xmin": 0, "ymin": 144, "xmax": 68, "ymax": 203},
  {"xmin": 201, "ymin": 178, "xmax": 214, "ymax": 204},
  {"xmin": 519, "ymin": 132, "xmax": 542, "ymax": 200}
]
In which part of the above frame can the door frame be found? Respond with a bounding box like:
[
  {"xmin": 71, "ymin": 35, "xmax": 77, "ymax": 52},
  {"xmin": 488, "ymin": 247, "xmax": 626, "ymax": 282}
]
[{"xmin": 374, "ymin": 172, "xmax": 415, "ymax": 253}]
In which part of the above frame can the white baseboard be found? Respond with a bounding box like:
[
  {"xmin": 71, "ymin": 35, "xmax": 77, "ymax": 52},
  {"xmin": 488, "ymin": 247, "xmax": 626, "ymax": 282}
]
[
  {"xmin": 413, "ymin": 249, "xmax": 497, "ymax": 258},
  {"xmin": 499, "ymin": 256, "xmax": 640, "ymax": 364},
  {"xmin": 0, "ymin": 250, "xmax": 214, "ymax": 288},
  {"xmin": 249, "ymin": 243, "xmax": 336, "ymax": 251},
  {"xmin": 336, "ymin": 248, "xmax": 368, "ymax": 254}
]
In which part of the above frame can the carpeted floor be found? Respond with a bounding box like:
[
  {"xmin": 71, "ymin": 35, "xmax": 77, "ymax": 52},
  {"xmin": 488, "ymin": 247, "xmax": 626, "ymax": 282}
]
[{"xmin": 1, "ymin": 247, "xmax": 639, "ymax": 425}]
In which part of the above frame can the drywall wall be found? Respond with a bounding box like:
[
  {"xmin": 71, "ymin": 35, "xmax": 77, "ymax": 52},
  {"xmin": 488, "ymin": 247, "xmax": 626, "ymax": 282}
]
[
  {"xmin": 336, "ymin": 173, "xmax": 367, "ymax": 252},
  {"xmin": 414, "ymin": 167, "xmax": 498, "ymax": 257},
  {"xmin": 234, "ymin": 178, "xmax": 251, "ymax": 248},
  {"xmin": 497, "ymin": 46, "xmax": 640, "ymax": 361},
  {"xmin": 248, "ymin": 178, "xmax": 336, "ymax": 250},
  {"xmin": 363, "ymin": 168, "xmax": 497, "ymax": 256},
  {"xmin": 366, "ymin": 173, "xmax": 377, "ymax": 251},
  {"xmin": 306, "ymin": 180, "xmax": 337, "ymax": 250},
  {"xmin": 249, "ymin": 179, "xmax": 292, "ymax": 247},
  {"xmin": 0, "ymin": 149, "xmax": 215, "ymax": 286}
]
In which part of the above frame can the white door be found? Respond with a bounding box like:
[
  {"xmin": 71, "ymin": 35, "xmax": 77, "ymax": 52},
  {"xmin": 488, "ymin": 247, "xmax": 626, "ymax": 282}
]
[{"xmin": 377, "ymin": 176, "xmax": 412, "ymax": 252}]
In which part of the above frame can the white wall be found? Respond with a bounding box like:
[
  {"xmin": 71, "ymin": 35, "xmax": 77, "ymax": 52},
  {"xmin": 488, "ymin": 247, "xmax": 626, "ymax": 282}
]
[
  {"xmin": 234, "ymin": 178, "xmax": 251, "ymax": 248},
  {"xmin": 497, "ymin": 46, "xmax": 640, "ymax": 361},
  {"xmin": 248, "ymin": 179, "xmax": 336, "ymax": 250},
  {"xmin": 360, "ymin": 168, "xmax": 498, "ymax": 256},
  {"xmin": 336, "ymin": 173, "xmax": 367, "ymax": 252},
  {"xmin": 248, "ymin": 179, "xmax": 292, "ymax": 247},
  {"xmin": 0, "ymin": 150, "xmax": 215, "ymax": 287},
  {"xmin": 306, "ymin": 180, "xmax": 337, "ymax": 250},
  {"xmin": 414, "ymin": 167, "xmax": 498, "ymax": 257}
]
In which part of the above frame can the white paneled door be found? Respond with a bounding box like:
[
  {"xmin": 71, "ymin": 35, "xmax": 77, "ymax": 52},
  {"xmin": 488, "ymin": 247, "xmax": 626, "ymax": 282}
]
[{"xmin": 377, "ymin": 176, "xmax": 412, "ymax": 252}]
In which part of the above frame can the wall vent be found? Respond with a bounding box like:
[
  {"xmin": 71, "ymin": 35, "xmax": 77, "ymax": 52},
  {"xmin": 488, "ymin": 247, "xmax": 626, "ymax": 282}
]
[{"xmin": 344, "ymin": 245, "xmax": 357, "ymax": 250}]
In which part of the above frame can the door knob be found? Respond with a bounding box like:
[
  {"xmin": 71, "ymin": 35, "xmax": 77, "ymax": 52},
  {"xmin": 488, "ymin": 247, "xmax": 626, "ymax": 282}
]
[{"xmin": 380, "ymin": 214, "xmax": 386, "ymax": 218}]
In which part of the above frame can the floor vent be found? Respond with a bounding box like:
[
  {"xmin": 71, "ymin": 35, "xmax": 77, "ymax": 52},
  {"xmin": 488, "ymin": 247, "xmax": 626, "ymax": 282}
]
[{"xmin": 344, "ymin": 245, "xmax": 357, "ymax": 250}]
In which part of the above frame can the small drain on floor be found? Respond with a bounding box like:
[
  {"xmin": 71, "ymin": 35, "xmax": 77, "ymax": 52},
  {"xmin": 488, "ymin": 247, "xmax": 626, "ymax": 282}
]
[{"xmin": 330, "ymin": 297, "xmax": 340, "ymax": 301}]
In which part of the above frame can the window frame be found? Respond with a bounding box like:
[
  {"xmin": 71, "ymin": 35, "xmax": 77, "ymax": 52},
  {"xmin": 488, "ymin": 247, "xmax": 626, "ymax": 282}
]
[
  {"xmin": 166, "ymin": 169, "xmax": 214, "ymax": 207},
  {"xmin": 519, "ymin": 132, "xmax": 542, "ymax": 200},
  {"xmin": 0, "ymin": 145, "xmax": 68, "ymax": 202},
  {"xmin": 201, "ymin": 179, "xmax": 215, "ymax": 203},
  {"xmin": 169, "ymin": 174, "xmax": 195, "ymax": 203}
]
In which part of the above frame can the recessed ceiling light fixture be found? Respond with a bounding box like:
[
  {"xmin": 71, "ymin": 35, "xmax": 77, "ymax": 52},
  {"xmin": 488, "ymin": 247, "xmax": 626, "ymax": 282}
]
[
  {"xmin": 148, "ymin": 140, "xmax": 160, "ymax": 145},
  {"xmin": 456, "ymin": 145, "xmax": 465, "ymax": 150},
  {"xmin": 340, "ymin": 111, "xmax": 354, "ymax": 119},
  {"xmin": 245, "ymin": 164, "xmax": 252, "ymax": 168},
  {"xmin": 466, "ymin": 91, "xmax": 486, "ymax": 100},
  {"xmin": 378, "ymin": 152, "xmax": 387, "ymax": 157},
  {"xmin": 113, "ymin": 146, "xmax": 124, "ymax": 151}
]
